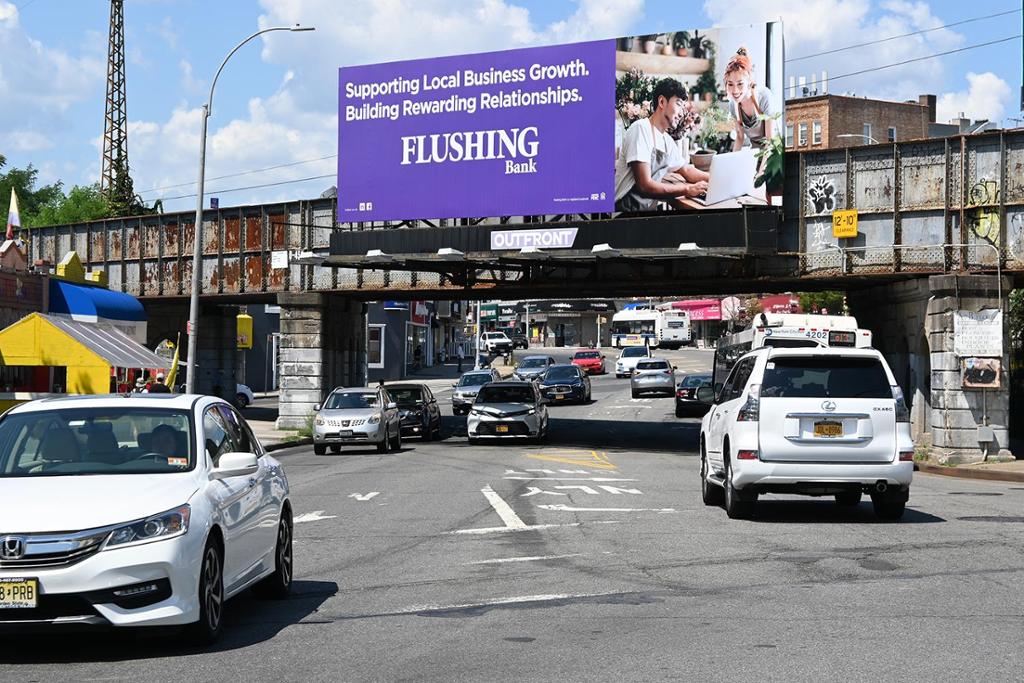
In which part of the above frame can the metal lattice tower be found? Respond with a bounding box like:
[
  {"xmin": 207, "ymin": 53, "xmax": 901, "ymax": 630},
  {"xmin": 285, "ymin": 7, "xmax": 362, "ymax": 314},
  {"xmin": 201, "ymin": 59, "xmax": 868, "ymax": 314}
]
[{"xmin": 100, "ymin": 0, "xmax": 128, "ymax": 197}]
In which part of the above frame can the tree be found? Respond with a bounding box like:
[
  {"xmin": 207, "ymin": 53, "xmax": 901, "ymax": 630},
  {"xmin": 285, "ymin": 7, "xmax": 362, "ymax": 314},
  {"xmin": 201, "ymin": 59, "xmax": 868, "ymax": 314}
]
[
  {"xmin": 0, "ymin": 163, "xmax": 64, "ymax": 228},
  {"xmin": 799, "ymin": 291, "xmax": 846, "ymax": 315},
  {"xmin": 30, "ymin": 184, "xmax": 111, "ymax": 227}
]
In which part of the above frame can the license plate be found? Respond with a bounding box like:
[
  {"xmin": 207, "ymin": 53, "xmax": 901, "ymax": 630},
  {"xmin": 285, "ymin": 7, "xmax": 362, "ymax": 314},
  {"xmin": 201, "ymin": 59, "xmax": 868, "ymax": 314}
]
[
  {"xmin": 0, "ymin": 578, "xmax": 38, "ymax": 609},
  {"xmin": 814, "ymin": 421, "xmax": 843, "ymax": 437},
  {"xmin": 339, "ymin": 430, "xmax": 353, "ymax": 437},
  {"xmin": 496, "ymin": 425, "xmax": 509, "ymax": 433},
  {"xmin": 555, "ymin": 395, "xmax": 565, "ymax": 400}
]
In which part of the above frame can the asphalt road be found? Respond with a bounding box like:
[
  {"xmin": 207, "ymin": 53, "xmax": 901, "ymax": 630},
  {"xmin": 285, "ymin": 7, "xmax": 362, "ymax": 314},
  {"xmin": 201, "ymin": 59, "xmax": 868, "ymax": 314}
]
[{"xmin": 6, "ymin": 347, "xmax": 1024, "ymax": 681}]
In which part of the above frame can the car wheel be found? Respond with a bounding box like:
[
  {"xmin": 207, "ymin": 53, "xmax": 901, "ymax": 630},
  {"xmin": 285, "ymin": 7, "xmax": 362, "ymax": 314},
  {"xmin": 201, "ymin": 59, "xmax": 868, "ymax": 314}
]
[
  {"xmin": 376, "ymin": 433, "xmax": 389, "ymax": 453},
  {"xmin": 254, "ymin": 510, "xmax": 293, "ymax": 599},
  {"xmin": 700, "ymin": 446, "xmax": 723, "ymax": 506},
  {"xmin": 393, "ymin": 428, "xmax": 402, "ymax": 451},
  {"xmin": 630, "ymin": 389, "xmax": 638, "ymax": 399},
  {"xmin": 186, "ymin": 538, "xmax": 224, "ymax": 645},
  {"xmin": 835, "ymin": 491, "xmax": 862, "ymax": 507},
  {"xmin": 330, "ymin": 445, "xmax": 341, "ymax": 454},
  {"xmin": 675, "ymin": 405, "xmax": 686, "ymax": 418},
  {"xmin": 723, "ymin": 456, "xmax": 754, "ymax": 519},
  {"xmin": 872, "ymin": 491, "xmax": 906, "ymax": 521},
  {"xmin": 467, "ymin": 437, "xmax": 478, "ymax": 446},
  {"xmin": 236, "ymin": 393, "xmax": 249, "ymax": 408},
  {"xmin": 313, "ymin": 444, "xmax": 326, "ymax": 456}
]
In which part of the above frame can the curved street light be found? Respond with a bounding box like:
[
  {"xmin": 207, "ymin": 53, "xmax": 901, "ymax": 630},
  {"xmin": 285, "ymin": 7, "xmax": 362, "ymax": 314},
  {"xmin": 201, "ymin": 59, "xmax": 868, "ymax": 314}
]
[
  {"xmin": 185, "ymin": 25, "xmax": 315, "ymax": 395},
  {"xmin": 836, "ymin": 133, "xmax": 881, "ymax": 145}
]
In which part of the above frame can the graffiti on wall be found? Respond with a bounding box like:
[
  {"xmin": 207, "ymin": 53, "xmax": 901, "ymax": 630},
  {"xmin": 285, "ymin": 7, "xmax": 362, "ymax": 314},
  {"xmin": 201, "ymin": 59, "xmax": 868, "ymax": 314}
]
[
  {"xmin": 807, "ymin": 176, "xmax": 840, "ymax": 214},
  {"xmin": 967, "ymin": 179, "xmax": 1002, "ymax": 247}
]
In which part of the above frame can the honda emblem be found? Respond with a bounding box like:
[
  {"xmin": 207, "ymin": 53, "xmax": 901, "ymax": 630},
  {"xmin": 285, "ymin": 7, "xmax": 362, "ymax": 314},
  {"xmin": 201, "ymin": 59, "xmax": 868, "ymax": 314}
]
[{"xmin": 0, "ymin": 536, "xmax": 25, "ymax": 560}]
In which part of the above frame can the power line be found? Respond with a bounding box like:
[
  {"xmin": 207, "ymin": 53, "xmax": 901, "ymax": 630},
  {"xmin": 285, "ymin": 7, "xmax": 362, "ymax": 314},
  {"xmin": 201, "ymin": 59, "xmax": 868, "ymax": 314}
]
[
  {"xmin": 138, "ymin": 154, "xmax": 337, "ymax": 195},
  {"xmin": 825, "ymin": 34, "xmax": 1021, "ymax": 84},
  {"xmin": 157, "ymin": 173, "xmax": 335, "ymax": 202},
  {"xmin": 787, "ymin": 7, "xmax": 1021, "ymax": 62}
]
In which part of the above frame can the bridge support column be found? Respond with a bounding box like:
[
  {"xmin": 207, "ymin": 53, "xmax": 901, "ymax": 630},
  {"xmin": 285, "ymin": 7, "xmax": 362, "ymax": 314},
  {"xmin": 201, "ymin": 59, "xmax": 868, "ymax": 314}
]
[
  {"xmin": 276, "ymin": 293, "xmax": 367, "ymax": 430},
  {"xmin": 197, "ymin": 304, "xmax": 239, "ymax": 404},
  {"xmin": 849, "ymin": 275, "xmax": 1012, "ymax": 464}
]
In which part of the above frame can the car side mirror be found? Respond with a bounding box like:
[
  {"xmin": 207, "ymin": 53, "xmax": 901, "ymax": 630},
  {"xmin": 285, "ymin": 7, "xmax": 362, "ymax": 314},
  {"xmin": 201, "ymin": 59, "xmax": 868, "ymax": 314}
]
[
  {"xmin": 672, "ymin": 365, "xmax": 678, "ymax": 370},
  {"xmin": 314, "ymin": 403, "xmax": 321, "ymax": 412},
  {"xmin": 387, "ymin": 402, "xmax": 398, "ymax": 410},
  {"xmin": 211, "ymin": 452, "xmax": 258, "ymax": 480},
  {"xmin": 451, "ymin": 384, "xmax": 457, "ymax": 389},
  {"xmin": 696, "ymin": 387, "xmax": 715, "ymax": 404}
]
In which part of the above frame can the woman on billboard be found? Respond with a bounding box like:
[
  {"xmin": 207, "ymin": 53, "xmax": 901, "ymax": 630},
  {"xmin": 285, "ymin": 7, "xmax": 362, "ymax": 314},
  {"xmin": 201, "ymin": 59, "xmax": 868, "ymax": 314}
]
[{"xmin": 725, "ymin": 47, "xmax": 775, "ymax": 152}]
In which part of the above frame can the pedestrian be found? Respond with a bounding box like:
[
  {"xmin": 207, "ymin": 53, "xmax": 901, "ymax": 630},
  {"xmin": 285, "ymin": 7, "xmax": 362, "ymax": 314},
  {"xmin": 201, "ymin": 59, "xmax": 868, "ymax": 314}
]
[
  {"xmin": 134, "ymin": 376, "xmax": 148, "ymax": 393},
  {"xmin": 149, "ymin": 371, "xmax": 171, "ymax": 393},
  {"xmin": 456, "ymin": 345, "xmax": 464, "ymax": 372}
]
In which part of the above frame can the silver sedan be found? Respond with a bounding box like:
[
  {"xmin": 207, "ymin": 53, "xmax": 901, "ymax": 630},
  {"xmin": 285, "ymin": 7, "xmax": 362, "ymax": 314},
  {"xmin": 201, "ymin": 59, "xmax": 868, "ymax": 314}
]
[
  {"xmin": 630, "ymin": 358, "xmax": 677, "ymax": 398},
  {"xmin": 467, "ymin": 381, "xmax": 549, "ymax": 445}
]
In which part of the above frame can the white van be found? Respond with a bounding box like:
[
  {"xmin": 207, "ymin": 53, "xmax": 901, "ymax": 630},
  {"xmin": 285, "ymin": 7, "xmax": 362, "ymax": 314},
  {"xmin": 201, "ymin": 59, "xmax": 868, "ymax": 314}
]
[{"xmin": 698, "ymin": 346, "xmax": 914, "ymax": 520}]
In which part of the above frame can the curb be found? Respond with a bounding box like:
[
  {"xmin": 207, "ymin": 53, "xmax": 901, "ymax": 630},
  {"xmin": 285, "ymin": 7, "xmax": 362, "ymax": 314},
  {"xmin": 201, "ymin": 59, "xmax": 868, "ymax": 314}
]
[
  {"xmin": 916, "ymin": 462, "xmax": 1024, "ymax": 483},
  {"xmin": 265, "ymin": 437, "xmax": 312, "ymax": 452}
]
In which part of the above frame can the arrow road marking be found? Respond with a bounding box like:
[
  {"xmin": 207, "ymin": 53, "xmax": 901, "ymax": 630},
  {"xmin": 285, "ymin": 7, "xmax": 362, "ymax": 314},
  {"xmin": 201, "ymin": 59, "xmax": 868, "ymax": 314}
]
[
  {"xmin": 481, "ymin": 485, "xmax": 527, "ymax": 530},
  {"xmin": 536, "ymin": 504, "xmax": 677, "ymax": 514},
  {"xmin": 349, "ymin": 492, "xmax": 380, "ymax": 501},
  {"xmin": 293, "ymin": 510, "xmax": 338, "ymax": 524},
  {"xmin": 598, "ymin": 485, "xmax": 642, "ymax": 495},
  {"xmin": 503, "ymin": 476, "xmax": 637, "ymax": 482}
]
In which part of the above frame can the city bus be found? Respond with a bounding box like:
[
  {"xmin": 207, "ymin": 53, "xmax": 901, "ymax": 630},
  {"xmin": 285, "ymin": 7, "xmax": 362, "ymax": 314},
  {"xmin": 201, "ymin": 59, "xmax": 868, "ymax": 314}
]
[
  {"xmin": 712, "ymin": 312, "xmax": 873, "ymax": 390},
  {"xmin": 610, "ymin": 308, "xmax": 691, "ymax": 349}
]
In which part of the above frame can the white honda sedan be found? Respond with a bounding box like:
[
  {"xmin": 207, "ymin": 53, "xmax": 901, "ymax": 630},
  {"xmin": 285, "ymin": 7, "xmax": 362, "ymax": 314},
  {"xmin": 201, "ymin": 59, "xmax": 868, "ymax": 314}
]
[{"xmin": 0, "ymin": 394, "xmax": 293, "ymax": 644}]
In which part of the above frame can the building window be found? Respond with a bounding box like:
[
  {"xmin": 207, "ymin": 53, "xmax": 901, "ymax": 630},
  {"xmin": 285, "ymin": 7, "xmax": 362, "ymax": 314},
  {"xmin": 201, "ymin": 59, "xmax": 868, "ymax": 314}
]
[
  {"xmin": 785, "ymin": 124, "xmax": 794, "ymax": 147},
  {"xmin": 812, "ymin": 121, "xmax": 822, "ymax": 145},
  {"xmin": 863, "ymin": 123, "xmax": 872, "ymax": 143},
  {"xmin": 888, "ymin": 126, "xmax": 897, "ymax": 142},
  {"xmin": 798, "ymin": 123, "xmax": 808, "ymax": 146},
  {"xmin": 368, "ymin": 324, "xmax": 385, "ymax": 369}
]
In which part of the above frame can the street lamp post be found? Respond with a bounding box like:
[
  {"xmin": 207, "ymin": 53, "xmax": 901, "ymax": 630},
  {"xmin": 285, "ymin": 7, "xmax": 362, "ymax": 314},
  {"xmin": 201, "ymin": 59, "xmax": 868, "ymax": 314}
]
[
  {"xmin": 836, "ymin": 133, "xmax": 880, "ymax": 145},
  {"xmin": 185, "ymin": 25, "xmax": 315, "ymax": 395}
]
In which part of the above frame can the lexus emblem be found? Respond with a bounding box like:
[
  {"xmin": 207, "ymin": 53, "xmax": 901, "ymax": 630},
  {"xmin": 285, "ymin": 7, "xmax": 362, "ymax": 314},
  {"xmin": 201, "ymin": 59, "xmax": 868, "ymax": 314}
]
[
  {"xmin": 0, "ymin": 536, "xmax": 25, "ymax": 560},
  {"xmin": 822, "ymin": 400, "xmax": 837, "ymax": 412}
]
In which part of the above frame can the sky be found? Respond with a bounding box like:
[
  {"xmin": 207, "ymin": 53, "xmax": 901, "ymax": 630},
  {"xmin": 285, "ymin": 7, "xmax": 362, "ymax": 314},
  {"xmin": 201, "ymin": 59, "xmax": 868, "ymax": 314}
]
[{"xmin": 1, "ymin": 0, "xmax": 1021, "ymax": 214}]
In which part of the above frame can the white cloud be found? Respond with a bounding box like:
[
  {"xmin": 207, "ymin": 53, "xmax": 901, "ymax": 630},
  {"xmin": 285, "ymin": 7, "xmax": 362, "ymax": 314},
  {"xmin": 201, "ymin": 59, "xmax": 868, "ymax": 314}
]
[
  {"xmin": 0, "ymin": 130, "xmax": 54, "ymax": 152},
  {"xmin": 936, "ymin": 72, "xmax": 1012, "ymax": 123},
  {"xmin": 703, "ymin": 0, "xmax": 963, "ymax": 101},
  {"xmin": 180, "ymin": 59, "xmax": 204, "ymax": 95}
]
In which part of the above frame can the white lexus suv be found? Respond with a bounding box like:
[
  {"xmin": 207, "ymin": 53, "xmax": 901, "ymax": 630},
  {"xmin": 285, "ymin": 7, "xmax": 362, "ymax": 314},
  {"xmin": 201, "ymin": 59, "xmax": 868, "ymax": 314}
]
[
  {"xmin": 0, "ymin": 394, "xmax": 292, "ymax": 644},
  {"xmin": 698, "ymin": 347, "xmax": 914, "ymax": 520}
]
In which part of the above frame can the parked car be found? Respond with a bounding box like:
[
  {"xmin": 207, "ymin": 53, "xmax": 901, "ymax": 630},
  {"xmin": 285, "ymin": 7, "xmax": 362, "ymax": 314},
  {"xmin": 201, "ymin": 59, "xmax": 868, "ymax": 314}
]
[
  {"xmin": 467, "ymin": 381, "xmax": 549, "ymax": 444},
  {"xmin": 479, "ymin": 331, "xmax": 514, "ymax": 355},
  {"xmin": 538, "ymin": 364, "xmax": 591, "ymax": 404},
  {"xmin": 513, "ymin": 355, "xmax": 556, "ymax": 382},
  {"xmin": 312, "ymin": 387, "xmax": 402, "ymax": 454},
  {"xmin": 387, "ymin": 383, "xmax": 442, "ymax": 440},
  {"xmin": 571, "ymin": 349, "xmax": 606, "ymax": 375},
  {"xmin": 452, "ymin": 369, "xmax": 502, "ymax": 416},
  {"xmin": 698, "ymin": 347, "xmax": 914, "ymax": 520},
  {"xmin": 0, "ymin": 394, "xmax": 292, "ymax": 644},
  {"xmin": 510, "ymin": 333, "xmax": 529, "ymax": 350},
  {"xmin": 675, "ymin": 372, "xmax": 713, "ymax": 417},
  {"xmin": 614, "ymin": 346, "xmax": 651, "ymax": 378},
  {"xmin": 236, "ymin": 383, "xmax": 255, "ymax": 408},
  {"xmin": 630, "ymin": 358, "xmax": 677, "ymax": 398}
]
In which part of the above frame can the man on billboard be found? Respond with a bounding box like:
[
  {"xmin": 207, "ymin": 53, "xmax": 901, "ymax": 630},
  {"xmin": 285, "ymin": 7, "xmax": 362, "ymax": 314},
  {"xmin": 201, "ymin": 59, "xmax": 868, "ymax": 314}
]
[{"xmin": 613, "ymin": 78, "xmax": 709, "ymax": 212}]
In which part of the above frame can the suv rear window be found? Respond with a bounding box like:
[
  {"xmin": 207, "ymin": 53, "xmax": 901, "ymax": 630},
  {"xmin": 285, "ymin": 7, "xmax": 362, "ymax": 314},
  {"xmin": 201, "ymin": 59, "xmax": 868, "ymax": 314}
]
[
  {"xmin": 636, "ymin": 361, "xmax": 668, "ymax": 370},
  {"xmin": 761, "ymin": 357, "xmax": 891, "ymax": 399}
]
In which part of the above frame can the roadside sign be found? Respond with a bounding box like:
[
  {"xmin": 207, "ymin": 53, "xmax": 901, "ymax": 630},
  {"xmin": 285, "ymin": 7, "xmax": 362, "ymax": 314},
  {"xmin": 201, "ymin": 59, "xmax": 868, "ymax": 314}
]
[
  {"xmin": 954, "ymin": 310, "xmax": 1002, "ymax": 357},
  {"xmin": 832, "ymin": 210, "xmax": 858, "ymax": 238}
]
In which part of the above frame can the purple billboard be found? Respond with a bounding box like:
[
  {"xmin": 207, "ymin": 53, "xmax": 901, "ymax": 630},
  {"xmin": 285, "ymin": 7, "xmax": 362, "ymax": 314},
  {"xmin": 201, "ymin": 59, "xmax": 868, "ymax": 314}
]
[{"xmin": 339, "ymin": 24, "xmax": 784, "ymax": 224}]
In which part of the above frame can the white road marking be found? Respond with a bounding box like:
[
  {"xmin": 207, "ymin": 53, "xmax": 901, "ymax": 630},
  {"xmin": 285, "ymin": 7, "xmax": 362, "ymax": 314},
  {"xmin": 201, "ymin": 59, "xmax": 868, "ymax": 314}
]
[
  {"xmin": 599, "ymin": 485, "xmax": 643, "ymax": 495},
  {"xmin": 503, "ymin": 476, "xmax": 637, "ymax": 482},
  {"xmin": 537, "ymin": 504, "xmax": 677, "ymax": 513},
  {"xmin": 553, "ymin": 485, "xmax": 600, "ymax": 494},
  {"xmin": 349, "ymin": 492, "xmax": 380, "ymax": 501},
  {"xmin": 466, "ymin": 553, "xmax": 583, "ymax": 565},
  {"xmin": 451, "ymin": 521, "xmax": 620, "ymax": 535},
  {"xmin": 398, "ymin": 591, "xmax": 628, "ymax": 614},
  {"xmin": 293, "ymin": 510, "xmax": 338, "ymax": 524},
  {"xmin": 481, "ymin": 484, "xmax": 527, "ymax": 530}
]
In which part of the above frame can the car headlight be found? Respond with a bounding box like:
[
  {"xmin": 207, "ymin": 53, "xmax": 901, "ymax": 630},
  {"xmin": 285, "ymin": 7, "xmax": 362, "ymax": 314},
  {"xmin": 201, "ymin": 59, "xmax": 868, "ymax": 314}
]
[
  {"xmin": 469, "ymin": 408, "xmax": 484, "ymax": 416},
  {"xmin": 368, "ymin": 413, "xmax": 382, "ymax": 424},
  {"xmin": 526, "ymin": 408, "xmax": 536, "ymax": 415},
  {"xmin": 314, "ymin": 415, "xmax": 324, "ymax": 425},
  {"xmin": 104, "ymin": 505, "xmax": 190, "ymax": 549}
]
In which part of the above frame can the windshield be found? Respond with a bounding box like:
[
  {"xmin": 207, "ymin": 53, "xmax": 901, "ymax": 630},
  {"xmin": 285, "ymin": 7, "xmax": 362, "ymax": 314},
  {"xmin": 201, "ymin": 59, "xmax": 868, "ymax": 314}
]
[
  {"xmin": 574, "ymin": 351, "xmax": 600, "ymax": 359},
  {"xmin": 761, "ymin": 357, "xmax": 891, "ymax": 399},
  {"xmin": 325, "ymin": 392, "xmax": 378, "ymax": 409},
  {"xmin": 636, "ymin": 360, "xmax": 669, "ymax": 370},
  {"xmin": 519, "ymin": 358, "xmax": 547, "ymax": 368},
  {"xmin": 681, "ymin": 375, "xmax": 712, "ymax": 388},
  {"xmin": 621, "ymin": 347, "xmax": 648, "ymax": 358},
  {"xmin": 477, "ymin": 385, "xmax": 535, "ymax": 404},
  {"xmin": 389, "ymin": 388, "xmax": 423, "ymax": 405},
  {"xmin": 544, "ymin": 367, "xmax": 580, "ymax": 381},
  {"xmin": 0, "ymin": 407, "xmax": 194, "ymax": 477},
  {"xmin": 458, "ymin": 374, "xmax": 491, "ymax": 387}
]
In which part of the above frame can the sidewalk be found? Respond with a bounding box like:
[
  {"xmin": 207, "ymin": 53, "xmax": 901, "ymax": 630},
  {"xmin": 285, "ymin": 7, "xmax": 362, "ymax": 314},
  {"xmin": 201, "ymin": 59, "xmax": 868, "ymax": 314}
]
[{"xmin": 917, "ymin": 459, "xmax": 1024, "ymax": 483}]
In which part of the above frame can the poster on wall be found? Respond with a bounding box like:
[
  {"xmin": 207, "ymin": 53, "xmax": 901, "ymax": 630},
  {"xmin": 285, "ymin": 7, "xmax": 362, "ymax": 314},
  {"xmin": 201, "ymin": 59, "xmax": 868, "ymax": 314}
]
[{"xmin": 338, "ymin": 22, "xmax": 784, "ymax": 223}]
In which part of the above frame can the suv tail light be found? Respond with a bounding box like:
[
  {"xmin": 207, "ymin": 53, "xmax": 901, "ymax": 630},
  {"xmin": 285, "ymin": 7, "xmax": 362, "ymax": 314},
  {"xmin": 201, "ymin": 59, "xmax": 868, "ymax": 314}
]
[
  {"xmin": 736, "ymin": 450, "xmax": 759, "ymax": 460},
  {"xmin": 898, "ymin": 451, "xmax": 915, "ymax": 461},
  {"xmin": 736, "ymin": 383, "xmax": 760, "ymax": 422},
  {"xmin": 892, "ymin": 385, "xmax": 910, "ymax": 423}
]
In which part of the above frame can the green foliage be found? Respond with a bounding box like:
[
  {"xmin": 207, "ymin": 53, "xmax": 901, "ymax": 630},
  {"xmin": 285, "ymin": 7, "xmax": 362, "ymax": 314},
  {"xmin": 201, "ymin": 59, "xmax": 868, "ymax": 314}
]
[
  {"xmin": 755, "ymin": 129, "xmax": 785, "ymax": 192},
  {"xmin": 799, "ymin": 291, "xmax": 847, "ymax": 314},
  {"xmin": 1010, "ymin": 289, "xmax": 1024, "ymax": 343},
  {"xmin": 30, "ymin": 184, "xmax": 110, "ymax": 227},
  {"xmin": 694, "ymin": 103, "xmax": 730, "ymax": 152},
  {"xmin": 692, "ymin": 67, "xmax": 718, "ymax": 96},
  {"xmin": 0, "ymin": 163, "xmax": 64, "ymax": 230},
  {"xmin": 672, "ymin": 31, "xmax": 691, "ymax": 50}
]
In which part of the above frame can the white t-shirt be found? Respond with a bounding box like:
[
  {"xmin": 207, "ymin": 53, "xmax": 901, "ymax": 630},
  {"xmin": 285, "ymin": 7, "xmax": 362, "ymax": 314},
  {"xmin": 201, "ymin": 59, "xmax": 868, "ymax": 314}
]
[{"xmin": 614, "ymin": 118, "xmax": 684, "ymax": 210}]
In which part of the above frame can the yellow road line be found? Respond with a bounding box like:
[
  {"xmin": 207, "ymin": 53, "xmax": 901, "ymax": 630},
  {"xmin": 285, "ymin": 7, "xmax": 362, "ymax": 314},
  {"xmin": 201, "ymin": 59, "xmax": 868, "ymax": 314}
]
[{"xmin": 525, "ymin": 449, "xmax": 618, "ymax": 470}]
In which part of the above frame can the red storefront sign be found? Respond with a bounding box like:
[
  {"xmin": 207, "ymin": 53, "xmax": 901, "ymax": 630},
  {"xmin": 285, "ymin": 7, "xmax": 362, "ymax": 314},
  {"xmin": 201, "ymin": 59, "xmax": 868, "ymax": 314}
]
[{"xmin": 667, "ymin": 299, "xmax": 721, "ymax": 321}]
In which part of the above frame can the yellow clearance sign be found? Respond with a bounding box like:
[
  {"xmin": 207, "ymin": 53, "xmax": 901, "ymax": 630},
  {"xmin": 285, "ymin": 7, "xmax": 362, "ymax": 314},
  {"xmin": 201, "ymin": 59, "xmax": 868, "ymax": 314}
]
[{"xmin": 832, "ymin": 210, "xmax": 858, "ymax": 238}]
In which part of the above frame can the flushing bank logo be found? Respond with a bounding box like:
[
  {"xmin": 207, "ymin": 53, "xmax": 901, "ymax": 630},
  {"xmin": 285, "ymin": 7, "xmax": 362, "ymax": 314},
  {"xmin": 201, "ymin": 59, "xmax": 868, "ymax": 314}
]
[{"xmin": 401, "ymin": 127, "xmax": 539, "ymax": 175}]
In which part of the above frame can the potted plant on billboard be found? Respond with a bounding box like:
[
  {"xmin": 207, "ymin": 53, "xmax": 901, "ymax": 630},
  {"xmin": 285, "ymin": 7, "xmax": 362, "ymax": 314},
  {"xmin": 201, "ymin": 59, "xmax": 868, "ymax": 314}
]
[
  {"xmin": 672, "ymin": 31, "xmax": 691, "ymax": 57},
  {"xmin": 615, "ymin": 67, "xmax": 656, "ymax": 128},
  {"xmin": 659, "ymin": 34, "xmax": 674, "ymax": 56},
  {"xmin": 691, "ymin": 104, "xmax": 729, "ymax": 171},
  {"xmin": 693, "ymin": 67, "xmax": 718, "ymax": 103},
  {"xmin": 619, "ymin": 36, "xmax": 635, "ymax": 52},
  {"xmin": 641, "ymin": 34, "xmax": 659, "ymax": 54},
  {"xmin": 668, "ymin": 99, "xmax": 701, "ymax": 162},
  {"xmin": 754, "ymin": 120, "xmax": 784, "ymax": 204},
  {"xmin": 689, "ymin": 30, "xmax": 713, "ymax": 59}
]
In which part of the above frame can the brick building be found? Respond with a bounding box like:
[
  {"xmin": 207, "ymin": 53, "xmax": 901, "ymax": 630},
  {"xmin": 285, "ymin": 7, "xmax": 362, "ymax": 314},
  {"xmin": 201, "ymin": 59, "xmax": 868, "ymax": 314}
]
[{"xmin": 784, "ymin": 93, "xmax": 936, "ymax": 150}]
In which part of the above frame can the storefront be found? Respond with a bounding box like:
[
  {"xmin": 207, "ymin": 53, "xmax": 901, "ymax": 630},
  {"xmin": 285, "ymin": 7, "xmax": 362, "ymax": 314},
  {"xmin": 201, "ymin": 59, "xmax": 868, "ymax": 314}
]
[
  {"xmin": 665, "ymin": 299, "xmax": 724, "ymax": 346},
  {"xmin": 515, "ymin": 300, "xmax": 617, "ymax": 348}
]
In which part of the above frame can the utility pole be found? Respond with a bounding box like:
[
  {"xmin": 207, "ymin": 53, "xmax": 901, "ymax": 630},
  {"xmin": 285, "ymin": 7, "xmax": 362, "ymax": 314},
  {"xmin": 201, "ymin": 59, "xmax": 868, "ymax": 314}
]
[{"xmin": 100, "ymin": 0, "xmax": 128, "ymax": 201}]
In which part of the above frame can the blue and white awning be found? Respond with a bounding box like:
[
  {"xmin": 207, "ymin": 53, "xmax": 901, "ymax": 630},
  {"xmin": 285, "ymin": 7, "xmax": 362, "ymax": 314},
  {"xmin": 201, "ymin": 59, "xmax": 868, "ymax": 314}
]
[{"xmin": 48, "ymin": 280, "xmax": 148, "ymax": 344}]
